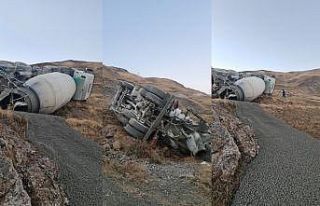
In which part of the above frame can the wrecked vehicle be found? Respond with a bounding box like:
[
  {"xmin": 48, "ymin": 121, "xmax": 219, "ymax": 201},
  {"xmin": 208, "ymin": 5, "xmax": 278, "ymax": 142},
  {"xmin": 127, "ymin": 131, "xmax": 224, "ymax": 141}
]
[
  {"xmin": 0, "ymin": 60, "xmax": 94, "ymax": 114},
  {"xmin": 212, "ymin": 68, "xmax": 276, "ymax": 101},
  {"xmin": 110, "ymin": 81, "xmax": 212, "ymax": 159}
]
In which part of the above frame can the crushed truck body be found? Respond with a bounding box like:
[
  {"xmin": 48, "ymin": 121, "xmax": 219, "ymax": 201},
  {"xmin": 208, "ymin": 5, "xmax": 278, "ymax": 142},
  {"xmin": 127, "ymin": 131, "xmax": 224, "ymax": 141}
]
[
  {"xmin": 110, "ymin": 81, "xmax": 212, "ymax": 160},
  {"xmin": 212, "ymin": 68, "xmax": 276, "ymax": 101},
  {"xmin": 0, "ymin": 60, "xmax": 94, "ymax": 114}
]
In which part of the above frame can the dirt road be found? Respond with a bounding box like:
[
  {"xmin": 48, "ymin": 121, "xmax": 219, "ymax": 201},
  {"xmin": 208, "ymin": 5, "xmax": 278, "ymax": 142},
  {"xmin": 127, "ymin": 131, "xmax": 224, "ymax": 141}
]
[{"xmin": 232, "ymin": 102, "xmax": 320, "ymax": 205}]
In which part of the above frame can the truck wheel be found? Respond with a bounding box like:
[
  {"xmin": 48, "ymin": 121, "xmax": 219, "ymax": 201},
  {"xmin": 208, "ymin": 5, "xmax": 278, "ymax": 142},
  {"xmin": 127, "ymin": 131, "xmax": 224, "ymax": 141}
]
[
  {"xmin": 120, "ymin": 81, "xmax": 134, "ymax": 91},
  {"xmin": 128, "ymin": 118, "xmax": 149, "ymax": 133},
  {"xmin": 142, "ymin": 85, "xmax": 167, "ymax": 99},
  {"xmin": 122, "ymin": 109, "xmax": 135, "ymax": 119},
  {"xmin": 116, "ymin": 110, "xmax": 135, "ymax": 124},
  {"xmin": 140, "ymin": 89, "xmax": 166, "ymax": 107},
  {"xmin": 124, "ymin": 124, "xmax": 144, "ymax": 139}
]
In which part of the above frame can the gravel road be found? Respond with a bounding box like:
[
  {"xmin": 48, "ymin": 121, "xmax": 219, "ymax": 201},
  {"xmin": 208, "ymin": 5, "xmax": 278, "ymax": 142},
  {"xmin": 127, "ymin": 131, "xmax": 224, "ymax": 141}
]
[
  {"xmin": 21, "ymin": 113, "xmax": 155, "ymax": 206},
  {"xmin": 22, "ymin": 113, "xmax": 104, "ymax": 205},
  {"xmin": 232, "ymin": 102, "xmax": 320, "ymax": 205}
]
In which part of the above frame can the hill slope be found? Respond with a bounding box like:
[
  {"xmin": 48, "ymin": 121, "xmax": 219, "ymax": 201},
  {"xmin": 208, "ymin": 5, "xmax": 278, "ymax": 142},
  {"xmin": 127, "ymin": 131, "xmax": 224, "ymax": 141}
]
[
  {"xmin": 229, "ymin": 68, "xmax": 320, "ymax": 138},
  {"xmin": 264, "ymin": 68, "xmax": 320, "ymax": 97},
  {"xmin": 256, "ymin": 69, "xmax": 320, "ymax": 138}
]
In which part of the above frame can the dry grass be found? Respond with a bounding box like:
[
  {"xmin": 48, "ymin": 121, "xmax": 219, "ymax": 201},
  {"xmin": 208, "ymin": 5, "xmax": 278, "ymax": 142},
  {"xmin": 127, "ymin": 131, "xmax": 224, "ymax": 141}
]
[
  {"xmin": 0, "ymin": 109, "xmax": 27, "ymax": 137},
  {"xmin": 195, "ymin": 163, "xmax": 212, "ymax": 194},
  {"xmin": 123, "ymin": 141, "xmax": 166, "ymax": 164},
  {"xmin": 263, "ymin": 104, "xmax": 320, "ymax": 138},
  {"xmin": 259, "ymin": 89, "xmax": 320, "ymax": 138},
  {"xmin": 66, "ymin": 118, "xmax": 103, "ymax": 139},
  {"xmin": 256, "ymin": 69, "xmax": 320, "ymax": 138},
  {"xmin": 59, "ymin": 93, "xmax": 110, "ymax": 141},
  {"xmin": 103, "ymin": 157, "xmax": 149, "ymax": 183}
]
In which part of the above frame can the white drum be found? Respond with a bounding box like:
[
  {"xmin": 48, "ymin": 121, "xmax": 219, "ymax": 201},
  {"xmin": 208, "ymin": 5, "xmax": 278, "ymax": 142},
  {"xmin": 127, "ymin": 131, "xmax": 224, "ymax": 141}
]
[
  {"xmin": 235, "ymin": 76, "xmax": 266, "ymax": 101},
  {"xmin": 24, "ymin": 72, "xmax": 76, "ymax": 113}
]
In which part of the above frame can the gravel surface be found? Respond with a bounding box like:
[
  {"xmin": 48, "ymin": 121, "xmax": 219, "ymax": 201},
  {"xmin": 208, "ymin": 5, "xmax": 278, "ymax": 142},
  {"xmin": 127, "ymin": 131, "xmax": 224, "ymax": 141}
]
[
  {"xmin": 21, "ymin": 113, "xmax": 153, "ymax": 206},
  {"xmin": 143, "ymin": 162, "xmax": 210, "ymax": 205},
  {"xmin": 232, "ymin": 102, "xmax": 320, "ymax": 205},
  {"xmin": 22, "ymin": 113, "xmax": 104, "ymax": 206}
]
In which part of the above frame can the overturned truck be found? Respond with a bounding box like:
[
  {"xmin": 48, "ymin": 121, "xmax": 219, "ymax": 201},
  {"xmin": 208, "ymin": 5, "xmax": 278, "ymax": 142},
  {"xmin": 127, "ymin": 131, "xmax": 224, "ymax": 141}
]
[
  {"xmin": 110, "ymin": 81, "xmax": 212, "ymax": 160},
  {"xmin": 212, "ymin": 68, "xmax": 276, "ymax": 101},
  {"xmin": 0, "ymin": 61, "xmax": 94, "ymax": 114}
]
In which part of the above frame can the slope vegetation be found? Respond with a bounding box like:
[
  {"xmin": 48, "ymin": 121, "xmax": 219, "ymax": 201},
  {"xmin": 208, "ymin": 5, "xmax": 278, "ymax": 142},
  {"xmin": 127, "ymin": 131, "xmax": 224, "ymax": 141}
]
[{"xmin": 256, "ymin": 68, "xmax": 320, "ymax": 138}]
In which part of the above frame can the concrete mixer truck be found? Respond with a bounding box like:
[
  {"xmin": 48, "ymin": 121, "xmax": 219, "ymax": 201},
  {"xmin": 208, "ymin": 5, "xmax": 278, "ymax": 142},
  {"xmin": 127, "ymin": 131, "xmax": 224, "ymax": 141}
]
[
  {"xmin": 0, "ymin": 61, "xmax": 94, "ymax": 114},
  {"xmin": 211, "ymin": 68, "xmax": 276, "ymax": 101}
]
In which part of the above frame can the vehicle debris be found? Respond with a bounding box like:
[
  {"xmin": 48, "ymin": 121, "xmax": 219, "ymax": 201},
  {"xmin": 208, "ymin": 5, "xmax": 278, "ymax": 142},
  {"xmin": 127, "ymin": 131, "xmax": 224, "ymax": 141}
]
[
  {"xmin": 212, "ymin": 68, "xmax": 276, "ymax": 101},
  {"xmin": 110, "ymin": 81, "xmax": 212, "ymax": 159},
  {"xmin": 0, "ymin": 60, "xmax": 94, "ymax": 114}
]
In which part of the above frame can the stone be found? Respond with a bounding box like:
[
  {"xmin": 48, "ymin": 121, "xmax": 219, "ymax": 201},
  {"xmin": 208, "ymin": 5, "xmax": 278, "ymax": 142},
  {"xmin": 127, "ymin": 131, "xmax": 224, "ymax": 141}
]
[
  {"xmin": 101, "ymin": 125, "xmax": 117, "ymax": 138},
  {"xmin": 113, "ymin": 140, "xmax": 122, "ymax": 150}
]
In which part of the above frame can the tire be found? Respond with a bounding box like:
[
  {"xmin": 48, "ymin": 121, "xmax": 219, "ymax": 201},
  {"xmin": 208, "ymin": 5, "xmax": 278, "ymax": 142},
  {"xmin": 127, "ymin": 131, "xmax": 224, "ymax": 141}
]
[
  {"xmin": 124, "ymin": 124, "xmax": 144, "ymax": 139},
  {"xmin": 128, "ymin": 118, "xmax": 149, "ymax": 133},
  {"xmin": 140, "ymin": 89, "xmax": 166, "ymax": 107},
  {"xmin": 120, "ymin": 81, "xmax": 134, "ymax": 91},
  {"xmin": 142, "ymin": 85, "xmax": 167, "ymax": 99},
  {"xmin": 122, "ymin": 109, "xmax": 135, "ymax": 119},
  {"xmin": 116, "ymin": 110, "xmax": 135, "ymax": 125},
  {"xmin": 116, "ymin": 114, "xmax": 127, "ymax": 125}
]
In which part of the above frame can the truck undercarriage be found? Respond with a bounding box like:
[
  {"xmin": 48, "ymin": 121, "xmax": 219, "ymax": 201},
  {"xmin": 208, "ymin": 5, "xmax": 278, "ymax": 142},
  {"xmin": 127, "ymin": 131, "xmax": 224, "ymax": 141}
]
[{"xmin": 110, "ymin": 81, "xmax": 212, "ymax": 160}]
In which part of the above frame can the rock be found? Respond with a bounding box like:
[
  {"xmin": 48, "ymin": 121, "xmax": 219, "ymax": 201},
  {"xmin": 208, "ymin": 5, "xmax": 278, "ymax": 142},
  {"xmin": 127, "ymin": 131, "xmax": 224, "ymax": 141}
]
[
  {"xmin": 101, "ymin": 125, "xmax": 117, "ymax": 138},
  {"xmin": 211, "ymin": 101, "xmax": 258, "ymax": 205},
  {"xmin": 200, "ymin": 161, "xmax": 210, "ymax": 166},
  {"xmin": 0, "ymin": 115, "xmax": 68, "ymax": 206},
  {"xmin": 0, "ymin": 138, "xmax": 6, "ymax": 148},
  {"xmin": 102, "ymin": 142, "xmax": 111, "ymax": 150},
  {"xmin": 113, "ymin": 140, "xmax": 122, "ymax": 150},
  {"xmin": 0, "ymin": 156, "xmax": 31, "ymax": 206},
  {"xmin": 211, "ymin": 123, "xmax": 241, "ymax": 181}
]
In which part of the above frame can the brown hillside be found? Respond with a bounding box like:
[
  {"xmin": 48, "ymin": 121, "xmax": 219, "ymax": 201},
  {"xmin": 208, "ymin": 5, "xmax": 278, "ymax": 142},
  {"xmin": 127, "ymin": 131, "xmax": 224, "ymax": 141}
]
[
  {"xmin": 263, "ymin": 68, "xmax": 320, "ymax": 96},
  {"xmin": 253, "ymin": 68, "xmax": 320, "ymax": 138}
]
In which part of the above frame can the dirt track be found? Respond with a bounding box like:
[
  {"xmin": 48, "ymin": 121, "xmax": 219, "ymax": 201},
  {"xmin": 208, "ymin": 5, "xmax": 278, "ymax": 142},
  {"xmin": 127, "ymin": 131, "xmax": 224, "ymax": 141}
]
[
  {"xmin": 21, "ymin": 112, "xmax": 156, "ymax": 206},
  {"xmin": 232, "ymin": 102, "xmax": 320, "ymax": 205}
]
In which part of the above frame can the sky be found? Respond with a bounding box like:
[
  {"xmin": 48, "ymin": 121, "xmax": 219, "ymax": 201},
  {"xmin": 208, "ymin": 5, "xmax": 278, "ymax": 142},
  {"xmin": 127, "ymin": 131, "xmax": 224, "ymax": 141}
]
[
  {"xmin": 0, "ymin": 0, "xmax": 102, "ymax": 64},
  {"xmin": 212, "ymin": 0, "xmax": 320, "ymax": 72},
  {"xmin": 103, "ymin": 0, "xmax": 212, "ymax": 93}
]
